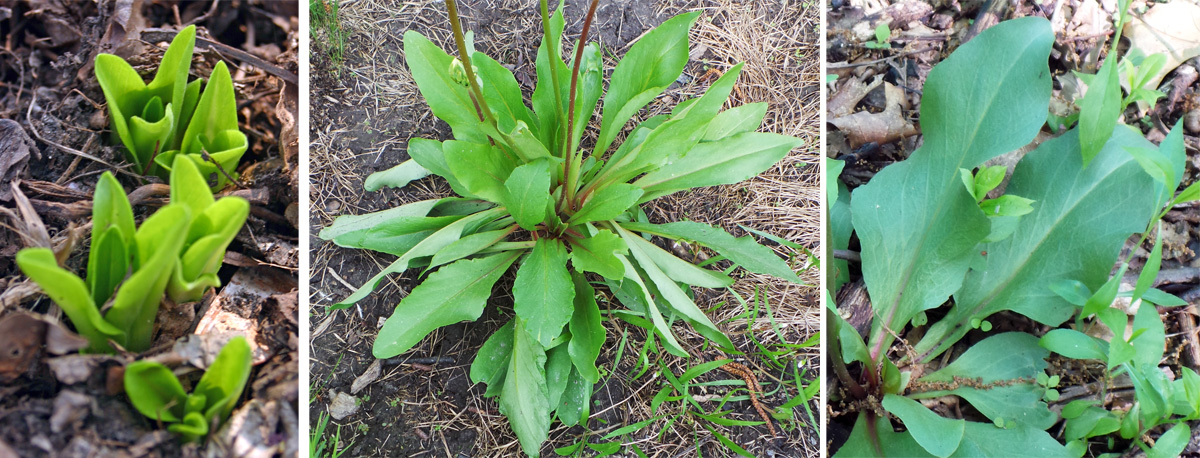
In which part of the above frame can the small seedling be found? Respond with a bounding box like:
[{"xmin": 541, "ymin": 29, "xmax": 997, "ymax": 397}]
[
  {"xmin": 124, "ymin": 336, "xmax": 252, "ymax": 442},
  {"xmin": 16, "ymin": 155, "xmax": 248, "ymax": 353},
  {"xmin": 94, "ymin": 25, "xmax": 247, "ymax": 190}
]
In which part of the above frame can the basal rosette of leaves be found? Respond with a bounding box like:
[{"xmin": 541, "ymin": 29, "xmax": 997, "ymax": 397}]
[
  {"xmin": 124, "ymin": 336, "xmax": 253, "ymax": 442},
  {"xmin": 828, "ymin": 16, "xmax": 1191, "ymax": 458},
  {"xmin": 15, "ymin": 155, "xmax": 248, "ymax": 353},
  {"xmin": 319, "ymin": 1, "xmax": 805, "ymax": 455},
  {"xmin": 94, "ymin": 24, "xmax": 247, "ymax": 190}
]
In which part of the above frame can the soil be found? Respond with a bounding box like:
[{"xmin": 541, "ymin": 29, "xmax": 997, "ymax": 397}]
[
  {"xmin": 827, "ymin": 0, "xmax": 1200, "ymax": 455},
  {"xmin": 0, "ymin": 1, "xmax": 299, "ymax": 456},
  {"xmin": 309, "ymin": 0, "xmax": 821, "ymax": 456}
]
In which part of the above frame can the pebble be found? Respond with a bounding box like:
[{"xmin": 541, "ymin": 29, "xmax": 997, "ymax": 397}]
[{"xmin": 328, "ymin": 391, "xmax": 359, "ymax": 420}]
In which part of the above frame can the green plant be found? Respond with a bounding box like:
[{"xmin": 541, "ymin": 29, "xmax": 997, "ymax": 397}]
[
  {"xmin": 311, "ymin": 411, "xmax": 354, "ymax": 458},
  {"xmin": 94, "ymin": 25, "xmax": 247, "ymax": 190},
  {"xmin": 319, "ymin": 0, "xmax": 803, "ymax": 455},
  {"xmin": 123, "ymin": 336, "xmax": 252, "ymax": 442},
  {"xmin": 863, "ymin": 23, "xmax": 891, "ymax": 50},
  {"xmin": 311, "ymin": 0, "xmax": 348, "ymax": 71},
  {"xmin": 828, "ymin": 17, "xmax": 1190, "ymax": 457},
  {"xmin": 15, "ymin": 156, "xmax": 247, "ymax": 353}
]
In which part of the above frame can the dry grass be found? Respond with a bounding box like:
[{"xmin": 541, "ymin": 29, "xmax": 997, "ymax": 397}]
[{"xmin": 310, "ymin": 0, "xmax": 821, "ymax": 456}]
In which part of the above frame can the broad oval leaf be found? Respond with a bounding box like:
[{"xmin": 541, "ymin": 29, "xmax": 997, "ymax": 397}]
[
  {"xmin": 364, "ymin": 159, "xmax": 431, "ymax": 192},
  {"xmin": 513, "ymin": 238, "xmax": 575, "ymax": 348},
  {"xmin": 124, "ymin": 361, "xmax": 188, "ymax": 422},
  {"xmin": 16, "ymin": 248, "xmax": 124, "ymax": 353},
  {"xmin": 404, "ymin": 31, "xmax": 487, "ymax": 144},
  {"xmin": 373, "ymin": 251, "xmax": 519, "ymax": 358},
  {"xmin": 920, "ymin": 333, "xmax": 1056, "ymax": 430},
  {"xmin": 470, "ymin": 319, "xmax": 515, "ymax": 397},
  {"xmin": 568, "ymin": 228, "xmax": 627, "ymax": 280},
  {"xmin": 569, "ymin": 183, "xmax": 642, "ymax": 225},
  {"xmin": 193, "ymin": 336, "xmax": 252, "ymax": 423},
  {"xmin": 568, "ymin": 272, "xmax": 604, "ymax": 383},
  {"xmin": 503, "ymin": 159, "xmax": 552, "ymax": 230},
  {"xmin": 852, "ymin": 17, "xmax": 1054, "ymax": 352},
  {"xmin": 499, "ymin": 320, "xmax": 551, "ymax": 457},
  {"xmin": 445, "ymin": 140, "xmax": 519, "ymax": 203}
]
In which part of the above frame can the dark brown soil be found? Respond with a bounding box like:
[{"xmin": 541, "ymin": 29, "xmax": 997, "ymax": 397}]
[
  {"xmin": 310, "ymin": 0, "xmax": 820, "ymax": 456},
  {"xmin": 0, "ymin": 1, "xmax": 299, "ymax": 456}
]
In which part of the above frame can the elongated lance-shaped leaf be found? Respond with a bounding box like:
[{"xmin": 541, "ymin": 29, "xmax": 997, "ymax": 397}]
[
  {"xmin": 617, "ymin": 225, "xmax": 734, "ymax": 350},
  {"xmin": 88, "ymin": 228, "xmax": 128, "ymax": 309},
  {"xmin": 473, "ymin": 51, "xmax": 538, "ymax": 137},
  {"xmin": 89, "ymin": 172, "xmax": 136, "ymax": 305},
  {"xmin": 16, "ymin": 248, "xmax": 125, "ymax": 353},
  {"xmin": 124, "ymin": 360, "xmax": 189, "ymax": 422},
  {"xmin": 556, "ymin": 366, "xmax": 592, "ymax": 426},
  {"xmin": 513, "ymin": 238, "xmax": 575, "ymax": 348},
  {"xmin": 829, "ymin": 159, "xmax": 852, "ymax": 292},
  {"xmin": 147, "ymin": 25, "xmax": 196, "ymax": 148},
  {"xmin": 502, "ymin": 159, "xmax": 551, "ymax": 230},
  {"xmin": 595, "ymin": 12, "xmax": 700, "ymax": 156},
  {"xmin": 545, "ymin": 342, "xmax": 573, "ymax": 409},
  {"xmin": 319, "ymin": 197, "xmax": 480, "ymax": 243},
  {"xmin": 498, "ymin": 320, "xmax": 551, "ymax": 457},
  {"xmin": 404, "ymin": 30, "xmax": 488, "ymax": 144},
  {"xmin": 193, "ymin": 336, "xmax": 252, "ymax": 423},
  {"xmin": 1077, "ymin": 53, "xmax": 1121, "ymax": 167},
  {"xmin": 128, "ymin": 97, "xmax": 175, "ymax": 167},
  {"xmin": 703, "ymin": 102, "xmax": 767, "ymax": 141},
  {"xmin": 568, "ymin": 272, "xmax": 604, "ymax": 383},
  {"xmin": 373, "ymin": 251, "xmax": 520, "ymax": 358},
  {"xmin": 616, "ymin": 255, "xmax": 688, "ymax": 356},
  {"xmin": 470, "ymin": 319, "xmax": 515, "ymax": 397},
  {"xmin": 619, "ymin": 227, "xmax": 732, "ymax": 288},
  {"xmin": 915, "ymin": 128, "xmax": 1160, "ymax": 361},
  {"xmin": 427, "ymin": 227, "xmax": 514, "ymax": 272},
  {"xmin": 850, "ymin": 17, "xmax": 1053, "ymax": 357},
  {"xmin": 94, "ymin": 54, "xmax": 153, "ymax": 168},
  {"xmin": 621, "ymin": 221, "xmax": 801, "ymax": 283},
  {"xmin": 336, "ymin": 207, "xmax": 504, "ymax": 308},
  {"xmin": 635, "ymin": 132, "xmax": 801, "ymax": 202},
  {"xmin": 107, "ymin": 204, "xmax": 191, "ymax": 352},
  {"xmin": 531, "ymin": 3, "xmax": 568, "ymax": 152},
  {"xmin": 598, "ymin": 64, "xmax": 743, "ymax": 187}
]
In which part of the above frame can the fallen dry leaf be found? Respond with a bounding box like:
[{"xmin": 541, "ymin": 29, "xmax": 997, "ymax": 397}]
[
  {"xmin": 829, "ymin": 83, "xmax": 918, "ymax": 147},
  {"xmin": 1122, "ymin": 2, "xmax": 1200, "ymax": 92}
]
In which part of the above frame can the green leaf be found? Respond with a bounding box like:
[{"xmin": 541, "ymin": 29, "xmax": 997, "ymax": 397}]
[
  {"xmin": 883, "ymin": 394, "xmax": 965, "ymax": 458},
  {"xmin": 406, "ymin": 138, "xmax": 477, "ymax": 198},
  {"xmin": 472, "ymin": 51, "xmax": 538, "ymax": 136},
  {"xmin": 88, "ymin": 171, "xmax": 135, "ymax": 306},
  {"xmin": 568, "ymin": 228, "xmax": 627, "ymax": 280},
  {"xmin": 951, "ymin": 421, "xmax": 1074, "ymax": 457},
  {"xmin": 853, "ymin": 18, "xmax": 1053, "ymax": 353},
  {"xmin": 1131, "ymin": 297, "xmax": 1166, "ymax": 368},
  {"xmin": 568, "ymin": 272, "xmax": 604, "ymax": 383},
  {"xmin": 596, "ymin": 12, "xmax": 701, "ymax": 156},
  {"xmin": 372, "ymin": 251, "xmax": 519, "ymax": 358},
  {"xmin": 833, "ymin": 415, "xmax": 931, "ymax": 458},
  {"xmin": 445, "ymin": 140, "xmax": 519, "ymax": 203},
  {"xmin": 108, "ymin": 204, "xmax": 191, "ymax": 352},
  {"xmin": 503, "ymin": 159, "xmax": 552, "ymax": 230},
  {"xmin": 556, "ymin": 365, "xmax": 592, "ymax": 427},
  {"xmin": 192, "ymin": 336, "xmax": 252, "ymax": 423},
  {"xmin": 124, "ymin": 360, "xmax": 188, "ymax": 422},
  {"xmin": 621, "ymin": 221, "xmax": 800, "ymax": 283},
  {"xmin": 618, "ymin": 225, "xmax": 734, "ymax": 350},
  {"xmin": 531, "ymin": 4, "xmax": 568, "ymax": 151},
  {"xmin": 634, "ymin": 132, "xmax": 801, "ymax": 202},
  {"xmin": 978, "ymin": 195, "xmax": 1034, "ymax": 217},
  {"xmin": 919, "ymin": 333, "xmax": 1056, "ymax": 430},
  {"xmin": 470, "ymin": 319, "xmax": 515, "ymax": 397},
  {"xmin": 513, "ymin": 238, "xmax": 575, "ymax": 348},
  {"xmin": 1077, "ymin": 54, "xmax": 1121, "ymax": 167},
  {"xmin": 972, "ymin": 165, "xmax": 1007, "ymax": 201},
  {"xmin": 87, "ymin": 228, "xmax": 128, "ymax": 308},
  {"xmin": 16, "ymin": 248, "xmax": 124, "ymax": 353},
  {"xmin": 916, "ymin": 128, "xmax": 1159, "ymax": 360},
  {"xmin": 829, "ymin": 159, "xmax": 852, "ymax": 292},
  {"xmin": 176, "ymin": 61, "xmax": 246, "ymax": 189},
  {"xmin": 1049, "ymin": 279, "xmax": 1091, "ymax": 306},
  {"xmin": 335, "ymin": 208, "xmax": 502, "ymax": 307},
  {"xmin": 703, "ymin": 102, "xmax": 767, "ymax": 141},
  {"xmin": 1039, "ymin": 329, "xmax": 1107, "ymax": 361},
  {"xmin": 1133, "ymin": 224, "xmax": 1164, "ymax": 306},
  {"xmin": 615, "ymin": 256, "xmax": 687, "ymax": 356},
  {"xmin": 619, "ymin": 228, "xmax": 732, "ymax": 288},
  {"xmin": 364, "ymin": 159, "xmax": 431, "ymax": 192},
  {"xmin": 404, "ymin": 31, "xmax": 487, "ymax": 143},
  {"xmin": 545, "ymin": 342, "xmax": 573, "ymax": 409},
  {"xmin": 1147, "ymin": 423, "xmax": 1189, "ymax": 458},
  {"xmin": 569, "ymin": 184, "xmax": 642, "ymax": 225},
  {"xmin": 499, "ymin": 320, "xmax": 551, "ymax": 457},
  {"xmin": 427, "ymin": 227, "xmax": 514, "ymax": 271}
]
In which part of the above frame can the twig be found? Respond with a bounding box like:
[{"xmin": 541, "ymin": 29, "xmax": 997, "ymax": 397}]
[
  {"xmin": 827, "ymin": 46, "xmax": 939, "ymax": 69},
  {"xmin": 26, "ymin": 90, "xmax": 125, "ymax": 173}
]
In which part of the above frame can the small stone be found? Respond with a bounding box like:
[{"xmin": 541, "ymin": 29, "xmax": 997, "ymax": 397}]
[{"xmin": 328, "ymin": 391, "xmax": 359, "ymax": 420}]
